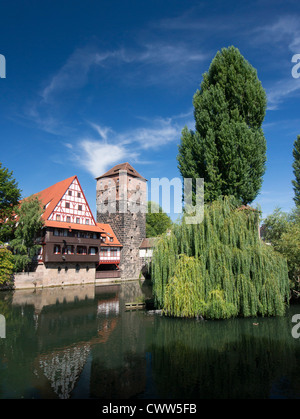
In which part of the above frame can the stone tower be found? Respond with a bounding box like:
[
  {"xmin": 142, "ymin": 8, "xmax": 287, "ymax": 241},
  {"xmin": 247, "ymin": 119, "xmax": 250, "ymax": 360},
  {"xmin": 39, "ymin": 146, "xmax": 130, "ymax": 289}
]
[{"xmin": 96, "ymin": 163, "xmax": 147, "ymax": 280}]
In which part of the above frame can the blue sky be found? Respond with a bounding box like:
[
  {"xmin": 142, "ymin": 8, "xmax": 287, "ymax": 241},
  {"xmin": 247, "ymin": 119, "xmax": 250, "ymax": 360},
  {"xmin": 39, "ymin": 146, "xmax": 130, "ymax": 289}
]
[{"xmin": 1, "ymin": 0, "xmax": 300, "ymax": 221}]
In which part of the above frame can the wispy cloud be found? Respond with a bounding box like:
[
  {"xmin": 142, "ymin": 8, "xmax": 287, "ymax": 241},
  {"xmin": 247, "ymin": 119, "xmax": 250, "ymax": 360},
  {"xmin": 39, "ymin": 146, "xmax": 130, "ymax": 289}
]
[
  {"xmin": 70, "ymin": 112, "xmax": 192, "ymax": 177},
  {"xmin": 138, "ymin": 42, "xmax": 207, "ymax": 66},
  {"xmin": 266, "ymin": 78, "xmax": 300, "ymax": 110},
  {"xmin": 40, "ymin": 47, "xmax": 119, "ymax": 103},
  {"xmin": 254, "ymin": 15, "xmax": 300, "ymax": 53},
  {"xmin": 119, "ymin": 117, "xmax": 181, "ymax": 149},
  {"xmin": 39, "ymin": 42, "xmax": 207, "ymax": 103},
  {"xmin": 87, "ymin": 121, "xmax": 113, "ymax": 142}
]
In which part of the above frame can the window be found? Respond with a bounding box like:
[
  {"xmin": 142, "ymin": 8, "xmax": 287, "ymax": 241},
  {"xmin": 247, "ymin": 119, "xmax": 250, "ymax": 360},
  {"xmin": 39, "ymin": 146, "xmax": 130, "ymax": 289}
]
[
  {"xmin": 85, "ymin": 219, "xmax": 90, "ymax": 225},
  {"xmin": 109, "ymin": 237, "xmax": 113, "ymax": 242},
  {"xmin": 65, "ymin": 202, "xmax": 70, "ymax": 208},
  {"xmin": 77, "ymin": 246, "xmax": 87, "ymax": 255},
  {"xmin": 111, "ymin": 248, "xmax": 117, "ymax": 257},
  {"xmin": 63, "ymin": 245, "xmax": 74, "ymax": 255},
  {"xmin": 78, "ymin": 205, "xmax": 82, "ymax": 211},
  {"xmin": 76, "ymin": 217, "xmax": 80, "ymax": 224},
  {"xmin": 100, "ymin": 248, "xmax": 108, "ymax": 257},
  {"xmin": 75, "ymin": 264, "xmax": 80, "ymax": 273},
  {"xmin": 89, "ymin": 247, "xmax": 97, "ymax": 255},
  {"xmin": 66, "ymin": 216, "xmax": 71, "ymax": 223},
  {"xmin": 54, "ymin": 229, "xmax": 59, "ymax": 236},
  {"xmin": 68, "ymin": 190, "xmax": 72, "ymax": 196},
  {"xmin": 54, "ymin": 245, "xmax": 60, "ymax": 254},
  {"xmin": 77, "ymin": 192, "xmax": 81, "ymax": 198},
  {"xmin": 56, "ymin": 214, "xmax": 61, "ymax": 221}
]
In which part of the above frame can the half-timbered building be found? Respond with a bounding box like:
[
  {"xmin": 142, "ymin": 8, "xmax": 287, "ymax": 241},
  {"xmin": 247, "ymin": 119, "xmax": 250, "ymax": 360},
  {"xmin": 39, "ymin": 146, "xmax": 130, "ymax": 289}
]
[{"xmin": 31, "ymin": 175, "xmax": 122, "ymax": 286}]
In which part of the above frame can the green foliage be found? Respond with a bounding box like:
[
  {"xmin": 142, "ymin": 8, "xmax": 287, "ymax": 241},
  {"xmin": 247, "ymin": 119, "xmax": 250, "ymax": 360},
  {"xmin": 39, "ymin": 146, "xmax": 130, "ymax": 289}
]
[
  {"xmin": 146, "ymin": 201, "xmax": 172, "ymax": 237},
  {"xmin": 276, "ymin": 222, "xmax": 300, "ymax": 296},
  {"xmin": 177, "ymin": 46, "xmax": 267, "ymax": 205},
  {"xmin": 261, "ymin": 208, "xmax": 300, "ymax": 296},
  {"xmin": 260, "ymin": 208, "xmax": 290, "ymax": 245},
  {"xmin": 152, "ymin": 196, "xmax": 289, "ymax": 319},
  {"xmin": 0, "ymin": 162, "xmax": 22, "ymax": 242},
  {"xmin": 0, "ymin": 243, "xmax": 14, "ymax": 285},
  {"xmin": 10, "ymin": 195, "xmax": 44, "ymax": 272},
  {"xmin": 292, "ymin": 135, "xmax": 300, "ymax": 207}
]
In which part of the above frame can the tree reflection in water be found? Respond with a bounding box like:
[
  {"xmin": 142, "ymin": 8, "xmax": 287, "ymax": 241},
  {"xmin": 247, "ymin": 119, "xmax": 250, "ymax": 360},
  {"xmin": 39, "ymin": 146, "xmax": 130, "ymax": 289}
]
[{"xmin": 0, "ymin": 283, "xmax": 299, "ymax": 399}]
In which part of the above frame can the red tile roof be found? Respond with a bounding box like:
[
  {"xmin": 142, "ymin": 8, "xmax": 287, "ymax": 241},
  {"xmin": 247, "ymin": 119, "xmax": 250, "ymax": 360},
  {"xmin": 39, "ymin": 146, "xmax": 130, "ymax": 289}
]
[
  {"xmin": 95, "ymin": 162, "xmax": 146, "ymax": 181},
  {"xmin": 98, "ymin": 223, "xmax": 122, "ymax": 247},
  {"xmin": 33, "ymin": 175, "xmax": 77, "ymax": 221}
]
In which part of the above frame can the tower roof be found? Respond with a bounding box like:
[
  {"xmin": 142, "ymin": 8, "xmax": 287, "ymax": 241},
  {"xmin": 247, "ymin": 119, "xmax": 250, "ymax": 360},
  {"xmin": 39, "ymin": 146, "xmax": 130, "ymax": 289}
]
[{"xmin": 95, "ymin": 162, "xmax": 147, "ymax": 181}]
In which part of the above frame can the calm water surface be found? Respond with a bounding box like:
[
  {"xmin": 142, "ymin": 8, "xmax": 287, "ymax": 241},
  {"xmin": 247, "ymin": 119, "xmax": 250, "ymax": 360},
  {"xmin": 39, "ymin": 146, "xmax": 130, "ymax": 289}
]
[{"xmin": 0, "ymin": 281, "xmax": 299, "ymax": 399}]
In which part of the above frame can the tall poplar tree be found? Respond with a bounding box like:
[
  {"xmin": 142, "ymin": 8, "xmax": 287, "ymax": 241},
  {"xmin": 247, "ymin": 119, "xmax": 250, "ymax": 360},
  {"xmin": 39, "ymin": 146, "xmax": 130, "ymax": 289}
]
[
  {"xmin": 292, "ymin": 135, "xmax": 300, "ymax": 207},
  {"xmin": 177, "ymin": 46, "xmax": 267, "ymax": 205}
]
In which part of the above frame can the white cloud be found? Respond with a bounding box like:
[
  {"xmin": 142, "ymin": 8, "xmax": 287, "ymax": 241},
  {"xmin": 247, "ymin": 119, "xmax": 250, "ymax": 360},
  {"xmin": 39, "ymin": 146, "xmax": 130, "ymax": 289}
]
[
  {"xmin": 88, "ymin": 122, "xmax": 113, "ymax": 141},
  {"xmin": 41, "ymin": 48, "xmax": 117, "ymax": 103},
  {"xmin": 76, "ymin": 139, "xmax": 132, "ymax": 178},
  {"xmin": 266, "ymin": 78, "xmax": 300, "ymax": 110},
  {"xmin": 39, "ymin": 41, "xmax": 208, "ymax": 104},
  {"xmin": 254, "ymin": 15, "xmax": 300, "ymax": 53},
  {"xmin": 138, "ymin": 43, "xmax": 207, "ymax": 66},
  {"xmin": 70, "ymin": 112, "xmax": 192, "ymax": 177},
  {"xmin": 121, "ymin": 117, "xmax": 180, "ymax": 149},
  {"xmin": 88, "ymin": 114, "xmax": 189, "ymax": 151}
]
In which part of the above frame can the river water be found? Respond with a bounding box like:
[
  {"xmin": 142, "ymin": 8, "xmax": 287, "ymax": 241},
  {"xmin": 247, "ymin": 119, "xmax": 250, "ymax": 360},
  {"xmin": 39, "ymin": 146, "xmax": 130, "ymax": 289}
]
[{"xmin": 0, "ymin": 281, "xmax": 299, "ymax": 399}]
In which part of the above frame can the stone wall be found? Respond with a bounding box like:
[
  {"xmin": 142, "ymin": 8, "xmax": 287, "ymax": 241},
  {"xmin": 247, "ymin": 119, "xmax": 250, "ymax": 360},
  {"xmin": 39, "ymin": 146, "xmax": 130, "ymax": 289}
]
[
  {"xmin": 13, "ymin": 262, "xmax": 97, "ymax": 290},
  {"xmin": 98, "ymin": 205, "xmax": 146, "ymax": 280}
]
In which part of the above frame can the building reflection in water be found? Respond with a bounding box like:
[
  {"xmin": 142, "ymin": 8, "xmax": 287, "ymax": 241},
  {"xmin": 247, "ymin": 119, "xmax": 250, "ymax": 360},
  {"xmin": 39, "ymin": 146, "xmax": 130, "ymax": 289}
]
[
  {"xmin": 3, "ymin": 281, "xmax": 299, "ymax": 399},
  {"xmin": 6, "ymin": 281, "xmax": 150, "ymax": 399}
]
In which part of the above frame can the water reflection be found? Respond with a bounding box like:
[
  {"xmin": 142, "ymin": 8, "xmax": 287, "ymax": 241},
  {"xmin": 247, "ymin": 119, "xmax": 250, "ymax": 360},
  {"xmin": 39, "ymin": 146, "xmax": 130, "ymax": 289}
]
[
  {"xmin": 148, "ymin": 314, "xmax": 300, "ymax": 399},
  {"xmin": 0, "ymin": 282, "xmax": 299, "ymax": 399}
]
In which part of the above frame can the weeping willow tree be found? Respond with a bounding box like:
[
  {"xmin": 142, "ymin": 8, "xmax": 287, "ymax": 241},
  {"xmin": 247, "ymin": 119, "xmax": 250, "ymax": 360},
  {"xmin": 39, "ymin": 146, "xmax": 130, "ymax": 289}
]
[{"xmin": 151, "ymin": 196, "xmax": 289, "ymax": 319}]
